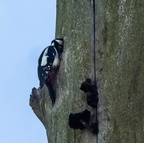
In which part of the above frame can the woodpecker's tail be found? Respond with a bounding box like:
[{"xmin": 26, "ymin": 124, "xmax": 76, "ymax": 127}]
[{"xmin": 45, "ymin": 82, "xmax": 56, "ymax": 106}]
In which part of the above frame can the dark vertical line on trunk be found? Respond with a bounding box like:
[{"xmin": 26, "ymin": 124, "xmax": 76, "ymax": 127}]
[
  {"xmin": 93, "ymin": 0, "xmax": 97, "ymax": 86},
  {"xmin": 74, "ymin": 130, "xmax": 76, "ymax": 143},
  {"xmin": 93, "ymin": 0, "xmax": 98, "ymax": 143},
  {"xmin": 93, "ymin": 0, "xmax": 96, "ymax": 84}
]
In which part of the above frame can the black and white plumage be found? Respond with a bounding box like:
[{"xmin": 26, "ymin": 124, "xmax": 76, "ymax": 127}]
[{"xmin": 37, "ymin": 38, "xmax": 64, "ymax": 105}]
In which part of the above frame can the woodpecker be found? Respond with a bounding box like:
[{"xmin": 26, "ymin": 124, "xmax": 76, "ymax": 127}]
[{"xmin": 37, "ymin": 38, "xmax": 64, "ymax": 105}]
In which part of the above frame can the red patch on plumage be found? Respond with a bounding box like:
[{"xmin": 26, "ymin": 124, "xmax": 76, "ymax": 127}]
[{"xmin": 48, "ymin": 72, "xmax": 55, "ymax": 84}]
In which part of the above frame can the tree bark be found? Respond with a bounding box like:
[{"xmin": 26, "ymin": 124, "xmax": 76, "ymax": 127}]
[
  {"xmin": 30, "ymin": 0, "xmax": 144, "ymax": 143},
  {"xmin": 45, "ymin": 1, "xmax": 96, "ymax": 142},
  {"xmin": 96, "ymin": 0, "xmax": 144, "ymax": 142}
]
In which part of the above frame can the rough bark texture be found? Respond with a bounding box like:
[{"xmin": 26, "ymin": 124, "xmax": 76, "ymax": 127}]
[
  {"xmin": 96, "ymin": 0, "xmax": 144, "ymax": 143},
  {"xmin": 30, "ymin": 0, "xmax": 144, "ymax": 143},
  {"xmin": 44, "ymin": 1, "xmax": 97, "ymax": 143}
]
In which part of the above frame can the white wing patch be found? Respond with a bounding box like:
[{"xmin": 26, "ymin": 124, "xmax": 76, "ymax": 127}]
[{"xmin": 41, "ymin": 48, "xmax": 48, "ymax": 66}]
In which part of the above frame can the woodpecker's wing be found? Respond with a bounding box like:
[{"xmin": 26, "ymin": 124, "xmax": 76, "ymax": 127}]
[
  {"xmin": 38, "ymin": 46, "xmax": 57, "ymax": 66},
  {"xmin": 37, "ymin": 46, "xmax": 57, "ymax": 87}
]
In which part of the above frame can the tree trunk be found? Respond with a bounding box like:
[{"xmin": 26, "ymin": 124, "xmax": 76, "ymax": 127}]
[
  {"xmin": 45, "ymin": 0, "xmax": 96, "ymax": 142},
  {"xmin": 96, "ymin": 0, "xmax": 144, "ymax": 143},
  {"xmin": 30, "ymin": 0, "xmax": 144, "ymax": 143}
]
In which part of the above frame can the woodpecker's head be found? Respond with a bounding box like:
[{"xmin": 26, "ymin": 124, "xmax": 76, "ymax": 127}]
[{"xmin": 51, "ymin": 38, "xmax": 64, "ymax": 53}]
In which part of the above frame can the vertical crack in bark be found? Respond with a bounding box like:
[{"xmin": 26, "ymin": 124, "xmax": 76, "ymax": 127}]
[
  {"xmin": 93, "ymin": 0, "xmax": 96, "ymax": 83},
  {"xmin": 93, "ymin": 0, "xmax": 98, "ymax": 143},
  {"xmin": 74, "ymin": 130, "xmax": 76, "ymax": 143}
]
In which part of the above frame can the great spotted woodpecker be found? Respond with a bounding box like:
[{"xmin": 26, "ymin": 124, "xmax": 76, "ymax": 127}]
[{"xmin": 37, "ymin": 38, "xmax": 64, "ymax": 105}]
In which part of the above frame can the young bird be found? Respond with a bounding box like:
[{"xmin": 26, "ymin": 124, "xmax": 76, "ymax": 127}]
[{"xmin": 37, "ymin": 38, "xmax": 64, "ymax": 105}]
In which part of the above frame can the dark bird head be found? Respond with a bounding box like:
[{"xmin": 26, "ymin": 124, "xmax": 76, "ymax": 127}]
[{"xmin": 51, "ymin": 38, "xmax": 64, "ymax": 53}]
